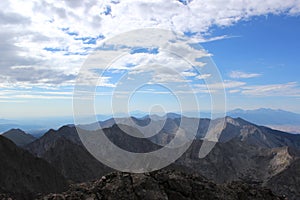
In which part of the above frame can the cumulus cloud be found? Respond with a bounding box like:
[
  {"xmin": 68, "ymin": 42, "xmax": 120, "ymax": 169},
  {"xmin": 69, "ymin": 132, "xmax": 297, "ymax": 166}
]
[
  {"xmin": 0, "ymin": 0, "xmax": 300, "ymax": 91},
  {"xmin": 229, "ymin": 71, "xmax": 262, "ymax": 79},
  {"xmin": 196, "ymin": 74, "xmax": 211, "ymax": 80},
  {"xmin": 97, "ymin": 0, "xmax": 300, "ymax": 35}
]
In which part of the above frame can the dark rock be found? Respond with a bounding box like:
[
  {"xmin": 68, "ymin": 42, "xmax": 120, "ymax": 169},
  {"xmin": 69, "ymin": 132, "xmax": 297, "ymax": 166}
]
[
  {"xmin": 0, "ymin": 135, "xmax": 67, "ymax": 200},
  {"xmin": 37, "ymin": 169, "xmax": 282, "ymax": 200}
]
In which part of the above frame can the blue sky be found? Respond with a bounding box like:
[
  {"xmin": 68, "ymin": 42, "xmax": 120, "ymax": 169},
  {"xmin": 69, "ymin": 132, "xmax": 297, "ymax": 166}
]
[
  {"xmin": 202, "ymin": 14, "xmax": 300, "ymax": 112},
  {"xmin": 204, "ymin": 15, "xmax": 300, "ymax": 84},
  {"xmin": 0, "ymin": 0, "xmax": 300, "ymax": 118}
]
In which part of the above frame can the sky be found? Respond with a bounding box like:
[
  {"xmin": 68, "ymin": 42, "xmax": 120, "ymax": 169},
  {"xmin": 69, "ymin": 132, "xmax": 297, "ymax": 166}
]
[{"xmin": 0, "ymin": 0, "xmax": 300, "ymax": 119}]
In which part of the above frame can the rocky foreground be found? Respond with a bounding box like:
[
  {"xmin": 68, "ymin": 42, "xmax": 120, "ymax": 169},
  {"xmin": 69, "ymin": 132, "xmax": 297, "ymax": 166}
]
[{"xmin": 34, "ymin": 170, "xmax": 282, "ymax": 200}]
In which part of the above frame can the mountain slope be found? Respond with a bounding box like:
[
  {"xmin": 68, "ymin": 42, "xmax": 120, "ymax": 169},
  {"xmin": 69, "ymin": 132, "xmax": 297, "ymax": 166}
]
[
  {"xmin": 177, "ymin": 139, "xmax": 299, "ymax": 183},
  {"xmin": 266, "ymin": 158, "xmax": 300, "ymax": 200},
  {"xmin": 41, "ymin": 137, "xmax": 112, "ymax": 182},
  {"xmin": 25, "ymin": 124, "xmax": 163, "ymax": 182},
  {"xmin": 0, "ymin": 135, "xmax": 67, "ymax": 199},
  {"xmin": 25, "ymin": 126, "xmax": 112, "ymax": 182},
  {"xmin": 2, "ymin": 129, "xmax": 36, "ymax": 146},
  {"xmin": 25, "ymin": 125, "xmax": 82, "ymax": 157},
  {"xmin": 26, "ymin": 120, "xmax": 172, "ymax": 178},
  {"xmin": 212, "ymin": 117, "xmax": 300, "ymax": 149}
]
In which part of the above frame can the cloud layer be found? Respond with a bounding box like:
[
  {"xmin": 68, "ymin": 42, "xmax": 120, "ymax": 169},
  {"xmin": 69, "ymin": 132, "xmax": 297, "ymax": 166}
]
[{"xmin": 0, "ymin": 0, "xmax": 300, "ymax": 100}]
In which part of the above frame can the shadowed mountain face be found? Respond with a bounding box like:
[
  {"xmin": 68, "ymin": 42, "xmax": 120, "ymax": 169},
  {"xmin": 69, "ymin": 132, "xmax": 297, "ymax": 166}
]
[
  {"xmin": 25, "ymin": 124, "xmax": 163, "ymax": 182},
  {"xmin": 37, "ymin": 169, "xmax": 282, "ymax": 200},
  {"xmin": 25, "ymin": 126, "xmax": 82, "ymax": 157},
  {"xmin": 25, "ymin": 126, "xmax": 112, "ymax": 182},
  {"xmin": 2, "ymin": 129, "xmax": 36, "ymax": 146},
  {"xmin": 0, "ymin": 135, "xmax": 67, "ymax": 200}
]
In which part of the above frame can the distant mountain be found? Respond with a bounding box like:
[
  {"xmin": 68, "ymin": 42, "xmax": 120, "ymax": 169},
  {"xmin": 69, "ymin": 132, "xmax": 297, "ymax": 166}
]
[
  {"xmin": 0, "ymin": 116, "xmax": 78, "ymax": 136},
  {"xmin": 213, "ymin": 117, "xmax": 300, "ymax": 149},
  {"xmin": 228, "ymin": 108, "xmax": 300, "ymax": 133},
  {"xmin": 37, "ymin": 169, "xmax": 282, "ymax": 200},
  {"xmin": 0, "ymin": 123, "xmax": 22, "ymax": 133},
  {"xmin": 165, "ymin": 112, "xmax": 182, "ymax": 119},
  {"xmin": 80, "ymin": 115, "xmax": 206, "ymax": 139},
  {"xmin": 80, "ymin": 115, "xmax": 300, "ymax": 148},
  {"xmin": 2, "ymin": 129, "xmax": 36, "ymax": 146},
  {"xmin": 0, "ymin": 123, "xmax": 48, "ymax": 136},
  {"xmin": 78, "ymin": 114, "xmax": 171, "ymax": 131},
  {"xmin": 0, "ymin": 135, "xmax": 67, "ymax": 199},
  {"xmin": 0, "ymin": 118, "xmax": 18, "ymax": 124}
]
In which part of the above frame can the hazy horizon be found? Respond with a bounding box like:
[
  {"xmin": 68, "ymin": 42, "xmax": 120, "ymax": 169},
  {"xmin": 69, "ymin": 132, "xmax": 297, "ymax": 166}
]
[{"xmin": 1, "ymin": 107, "xmax": 300, "ymax": 121}]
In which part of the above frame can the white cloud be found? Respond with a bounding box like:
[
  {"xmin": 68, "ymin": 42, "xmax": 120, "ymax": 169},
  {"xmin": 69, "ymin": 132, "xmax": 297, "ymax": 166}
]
[
  {"xmin": 196, "ymin": 80, "xmax": 246, "ymax": 90},
  {"xmin": 98, "ymin": 0, "xmax": 300, "ymax": 36},
  {"xmin": 0, "ymin": 0, "xmax": 300, "ymax": 89},
  {"xmin": 229, "ymin": 71, "xmax": 262, "ymax": 79},
  {"xmin": 196, "ymin": 74, "xmax": 211, "ymax": 80},
  {"xmin": 191, "ymin": 80, "xmax": 300, "ymax": 97},
  {"xmin": 229, "ymin": 89, "xmax": 241, "ymax": 94},
  {"xmin": 151, "ymin": 73, "xmax": 191, "ymax": 83},
  {"xmin": 182, "ymin": 71, "xmax": 197, "ymax": 77},
  {"xmin": 241, "ymin": 82, "xmax": 300, "ymax": 97},
  {"xmin": 0, "ymin": 88, "xmax": 73, "ymax": 100}
]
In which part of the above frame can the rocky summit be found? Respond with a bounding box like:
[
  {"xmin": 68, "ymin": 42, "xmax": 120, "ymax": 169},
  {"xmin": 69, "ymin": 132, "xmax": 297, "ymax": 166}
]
[{"xmin": 37, "ymin": 169, "xmax": 282, "ymax": 200}]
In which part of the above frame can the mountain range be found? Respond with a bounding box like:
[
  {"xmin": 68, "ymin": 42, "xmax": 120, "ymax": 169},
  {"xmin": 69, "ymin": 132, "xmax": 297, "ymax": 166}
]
[
  {"xmin": 1, "ymin": 108, "xmax": 300, "ymax": 135},
  {"xmin": 1, "ymin": 115, "xmax": 300, "ymax": 199},
  {"xmin": 228, "ymin": 108, "xmax": 300, "ymax": 133}
]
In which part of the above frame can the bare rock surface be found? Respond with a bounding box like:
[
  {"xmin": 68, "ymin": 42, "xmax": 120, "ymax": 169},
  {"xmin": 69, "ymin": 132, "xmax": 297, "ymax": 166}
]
[{"xmin": 37, "ymin": 170, "xmax": 282, "ymax": 200}]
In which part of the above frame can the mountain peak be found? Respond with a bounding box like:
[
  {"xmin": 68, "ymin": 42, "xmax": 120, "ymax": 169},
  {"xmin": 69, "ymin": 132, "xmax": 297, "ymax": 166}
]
[
  {"xmin": 5, "ymin": 128, "xmax": 26, "ymax": 134},
  {"xmin": 2, "ymin": 128, "xmax": 36, "ymax": 146}
]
